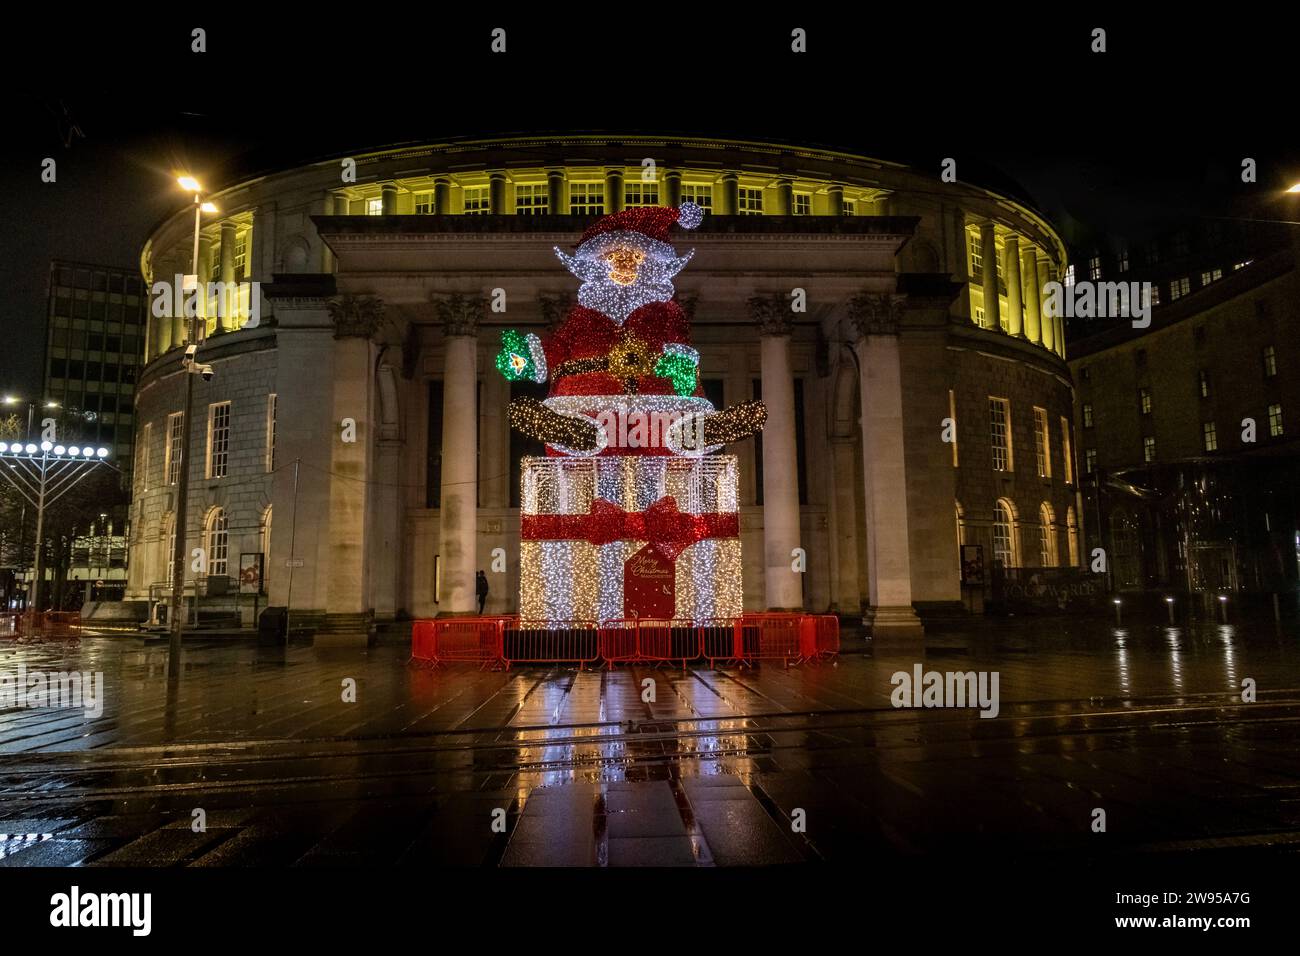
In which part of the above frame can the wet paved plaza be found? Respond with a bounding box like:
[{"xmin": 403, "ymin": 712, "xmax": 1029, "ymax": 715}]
[{"xmin": 1, "ymin": 618, "xmax": 1299, "ymax": 867}]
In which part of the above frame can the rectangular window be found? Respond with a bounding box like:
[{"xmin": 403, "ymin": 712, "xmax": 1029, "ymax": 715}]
[
  {"xmin": 1089, "ymin": 255, "xmax": 1102, "ymax": 280},
  {"xmin": 1147, "ymin": 284, "xmax": 1161, "ymax": 307},
  {"xmin": 1082, "ymin": 403, "xmax": 1094, "ymax": 428},
  {"xmin": 1143, "ymin": 436, "xmax": 1156, "ymax": 463},
  {"xmin": 1063, "ymin": 264, "xmax": 1075, "ymax": 288},
  {"xmin": 1033, "ymin": 406, "xmax": 1051, "ymax": 478},
  {"xmin": 568, "ymin": 182, "xmax": 605, "ymax": 215},
  {"xmin": 515, "ymin": 183, "xmax": 547, "ymax": 214},
  {"xmin": 265, "ymin": 393, "xmax": 277, "ymax": 472},
  {"xmin": 206, "ymin": 401, "xmax": 231, "ymax": 479},
  {"xmin": 140, "ymin": 422, "xmax": 152, "ymax": 491},
  {"xmin": 680, "ymin": 184, "xmax": 713, "ymax": 210},
  {"xmin": 1060, "ymin": 416, "xmax": 1074, "ymax": 485},
  {"xmin": 1269, "ymin": 403, "xmax": 1283, "ymax": 437},
  {"xmin": 949, "ymin": 390, "xmax": 958, "ymax": 467},
  {"xmin": 1199, "ymin": 369, "xmax": 1211, "ymax": 399},
  {"xmin": 1263, "ymin": 344, "xmax": 1277, "ymax": 378},
  {"xmin": 842, "ymin": 200, "xmax": 855, "ymax": 216},
  {"xmin": 792, "ymin": 193, "xmax": 811, "ymax": 215},
  {"xmin": 989, "ymin": 397, "xmax": 1013, "ymax": 472},
  {"xmin": 463, "ymin": 186, "xmax": 490, "ymax": 215},
  {"xmin": 1203, "ymin": 421, "xmax": 1218, "ymax": 451},
  {"xmin": 968, "ymin": 233, "xmax": 983, "ymax": 278},
  {"xmin": 624, "ymin": 181, "xmax": 659, "ymax": 207},
  {"xmin": 1139, "ymin": 387, "xmax": 1152, "ymax": 415},
  {"xmin": 413, "ymin": 191, "xmax": 434, "ymax": 214},
  {"xmin": 366, "ymin": 198, "xmax": 383, "ymax": 216},
  {"xmin": 165, "ymin": 412, "xmax": 184, "ymax": 485},
  {"xmin": 737, "ymin": 187, "xmax": 763, "ymax": 215},
  {"xmin": 1085, "ymin": 448, "xmax": 1097, "ymax": 473},
  {"xmin": 1118, "ymin": 247, "xmax": 1129, "ymax": 272},
  {"xmin": 1170, "ymin": 276, "xmax": 1190, "ymax": 300}
]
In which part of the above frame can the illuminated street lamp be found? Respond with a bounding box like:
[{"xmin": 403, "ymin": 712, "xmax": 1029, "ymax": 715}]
[{"xmin": 166, "ymin": 175, "xmax": 219, "ymax": 673}]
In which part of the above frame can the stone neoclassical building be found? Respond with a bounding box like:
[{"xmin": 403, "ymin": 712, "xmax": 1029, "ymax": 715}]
[{"xmin": 126, "ymin": 135, "xmax": 1079, "ymax": 636}]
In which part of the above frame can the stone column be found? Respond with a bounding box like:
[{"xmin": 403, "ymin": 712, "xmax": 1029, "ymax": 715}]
[
  {"xmin": 155, "ymin": 254, "xmax": 175, "ymax": 355},
  {"xmin": 218, "ymin": 221, "xmax": 237, "ymax": 333},
  {"xmin": 546, "ymin": 169, "xmax": 565, "ymax": 214},
  {"xmin": 979, "ymin": 221, "xmax": 1000, "ymax": 330},
  {"xmin": 750, "ymin": 294, "xmax": 803, "ymax": 611},
  {"xmin": 434, "ymin": 178, "xmax": 451, "ymax": 215},
  {"xmin": 169, "ymin": 249, "xmax": 187, "ymax": 348},
  {"xmin": 333, "ymin": 193, "xmax": 350, "ymax": 216},
  {"xmin": 435, "ymin": 294, "xmax": 482, "ymax": 614},
  {"xmin": 1041, "ymin": 262, "xmax": 1057, "ymax": 353},
  {"xmin": 1052, "ymin": 266, "xmax": 1067, "ymax": 358},
  {"xmin": 827, "ymin": 185, "xmax": 844, "ymax": 216},
  {"xmin": 479, "ymin": 371, "xmax": 509, "ymax": 509},
  {"xmin": 489, "ymin": 172, "xmax": 507, "ymax": 214},
  {"xmin": 381, "ymin": 182, "xmax": 398, "ymax": 215},
  {"xmin": 664, "ymin": 170, "xmax": 682, "ymax": 208},
  {"xmin": 322, "ymin": 294, "xmax": 383, "ymax": 638},
  {"xmin": 848, "ymin": 293, "xmax": 924, "ymax": 640},
  {"xmin": 829, "ymin": 435, "xmax": 861, "ymax": 612},
  {"xmin": 1022, "ymin": 246, "xmax": 1042, "ymax": 344},
  {"xmin": 605, "ymin": 168, "xmax": 624, "ymax": 214},
  {"xmin": 776, "ymin": 178, "xmax": 794, "ymax": 215},
  {"xmin": 721, "ymin": 173, "xmax": 739, "ymax": 215},
  {"xmin": 1004, "ymin": 235, "xmax": 1023, "ymax": 336}
]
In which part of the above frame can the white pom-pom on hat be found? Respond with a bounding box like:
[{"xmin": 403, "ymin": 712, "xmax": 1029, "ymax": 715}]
[{"xmin": 677, "ymin": 201, "xmax": 704, "ymax": 230}]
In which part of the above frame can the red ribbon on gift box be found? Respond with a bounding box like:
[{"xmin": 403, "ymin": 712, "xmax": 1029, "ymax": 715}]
[{"xmin": 521, "ymin": 495, "xmax": 738, "ymax": 562}]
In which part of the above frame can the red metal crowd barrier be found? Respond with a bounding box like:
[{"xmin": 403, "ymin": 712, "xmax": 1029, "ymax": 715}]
[{"xmin": 411, "ymin": 613, "xmax": 841, "ymax": 668}]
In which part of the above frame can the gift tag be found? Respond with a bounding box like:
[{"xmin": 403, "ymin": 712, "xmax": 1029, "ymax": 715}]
[{"xmin": 624, "ymin": 544, "xmax": 675, "ymax": 619}]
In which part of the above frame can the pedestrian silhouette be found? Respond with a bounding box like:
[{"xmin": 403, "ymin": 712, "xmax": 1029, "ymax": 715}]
[{"xmin": 476, "ymin": 570, "xmax": 489, "ymax": 615}]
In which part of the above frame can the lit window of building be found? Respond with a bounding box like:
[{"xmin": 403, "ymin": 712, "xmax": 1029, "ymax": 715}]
[
  {"xmin": 463, "ymin": 186, "xmax": 490, "ymax": 214},
  {"xmin": 1170, "ymin": 276, "xmax": 1190, "ymax": 300},
  {"xmin": 1082, "ymin": 403, "xmax": 1093, "ymax": 428},
  {"xmin": 968, "ymin": 233, "xmax": 983, "ymax": 278},
  {"xmin": 842, "ymin": 200, "xmax": 855, "ymax": 215},
  {"xmin": 993, "ymin": 499, "xmax": 1018, "ymax": 567},
  {"xmin": 1269, "ymin": 403, "xmax": 1283, "ymax": 437},
  {"xmin": 624, "ymin": 181, "xmax": 659, "ymax": 208},
  {"xmin": 1199, "ymin": 369, "xmax": 1211, "ymax": 399},
  {"xmin": 989, "ymin": 397, "xmax": 1013, "ymax": 471},
  {"xmin": 1063, "ymin": 264, "xmax": 1075, "ymax": 288},
  {"xmin": 413, "ymin": 191, "xmax": 434, "ymax": 214},
  {"xmin": 1203, "ymin": 421, "xmax": 1218, "ymax": 451},
  {"xmin": 1262, "ymin": 344, "xmax": 1277, "ymax": 378},
  {"xmin": 1139, "ymin": 388, "xmax": 1152, "ymax": 415},
  {"xmin": 680, "ymin": 184, "xmax": 713, "ymax": 209},
  {"xmin": 165, "ymin": 411, "xmax": 184, "ymax": 485},
  {"xmin": 1085, "ymin": 448, "xmax": 1097, "ymax": 473},
  {"xmin": 515, "ymin": 184, "xmax": 547, "ymax": 214},
  {"xmin": 204, "ymin": 508, "xmax": 228, "ymax": 576},
  {"xmin": 1147, "ymin": 284, "xmax": 1160, "ymax": 307},
  {"xmin": 206, "ymin": 401, "xmax": 231, "ymax": 479},
  {"xmin": 1143, "ymin": 436, "xmax": 1156, "ymax": 463},
  {"xmin": 1060, "ymin": 416, "xmax": 1074, "ymax": 484},
  {"xmin": 366, "ymin": 198, "xmax": 383, "ymax": 216},
  {"xmin": 792, "ymin": 193, "xmax": 811, "ymax": 215},
  {"xmin": 1033, "ymin": 406, "xmax": 1051, "ymax": 478},
  {"xmin": 568, "ymin": 182, "xmax": 605, "ymax": 215},
  {"xmin": 1088, "ymin": 255, "xmax": 1101, "ymax": 280},
  {"xmin": 737, "ymin": 187, "xmax": 764, "ymax": 215}
]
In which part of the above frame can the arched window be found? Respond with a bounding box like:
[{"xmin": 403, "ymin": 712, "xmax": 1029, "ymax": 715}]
[
  {"xmin": 1066, "ymin": 506, "xmax": 1080, "ymax": 566},
  {"xmin": 993, "ymin": 498, "xmax": 1019, "ymax": 568},
  {"xmin": 1038, "ymin": 502, "xmax": 1058, "ymax": 567},
  {"xmin": 204, "ymin": 507, "xmax": 228, "ymax": 576},
  {"xmin": 955, "ymin": 500, "xmax": 966, "ymax": 572},
  {"xmin": 259, "ymin": 506, "xmax": 272, "ymax": 587}
]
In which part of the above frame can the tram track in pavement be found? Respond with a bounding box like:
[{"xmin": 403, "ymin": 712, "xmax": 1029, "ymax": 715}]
[{"xmin": 1, "ymin": 688, "xmax": 1298, "ymax": 807}]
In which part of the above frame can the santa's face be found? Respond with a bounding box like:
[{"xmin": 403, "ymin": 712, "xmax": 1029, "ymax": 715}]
[{"xmin": 555, "ymin": 231, "xmax": 693, "ymax": 324}]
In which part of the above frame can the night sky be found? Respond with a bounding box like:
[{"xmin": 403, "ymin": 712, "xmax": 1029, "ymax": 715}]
[{"xmin": 3, "ymin": 16, "xmax": 1294, "ymax": 399}]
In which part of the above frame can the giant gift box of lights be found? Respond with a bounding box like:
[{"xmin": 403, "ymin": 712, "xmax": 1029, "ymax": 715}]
[{"xmin": 498, "ymin": 202, "xmax": 765, "ymax": 626}]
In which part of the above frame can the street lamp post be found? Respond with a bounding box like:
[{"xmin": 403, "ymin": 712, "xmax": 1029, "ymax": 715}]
[{"xmin": 166, "ymin": 178, "xmax": 218, "ymax": 675}]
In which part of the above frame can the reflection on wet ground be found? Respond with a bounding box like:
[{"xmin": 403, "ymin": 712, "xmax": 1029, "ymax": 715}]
[{"xmin": 1, "ymin": 618, "xmax": 1299, "ymax": 866}]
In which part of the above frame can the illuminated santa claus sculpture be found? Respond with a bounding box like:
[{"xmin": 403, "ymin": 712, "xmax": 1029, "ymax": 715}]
[{"xmin": 495, "ymin": 202, "xmax": 765, "ymax": 625}]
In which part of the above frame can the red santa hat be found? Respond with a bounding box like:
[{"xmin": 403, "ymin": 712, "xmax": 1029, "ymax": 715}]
[{"xmin": 575, "ymin": 201, "xmax": 704, "ymax": 249}]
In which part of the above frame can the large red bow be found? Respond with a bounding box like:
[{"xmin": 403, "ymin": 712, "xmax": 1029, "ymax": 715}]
[{"xmin": 521, "ymin": 495, "xmax": 738, "ymax": 562}]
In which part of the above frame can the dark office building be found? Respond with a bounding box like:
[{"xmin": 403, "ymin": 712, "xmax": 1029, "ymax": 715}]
[
  {"xmin": 43, "ymin": 260, "xmax": 149, "ymax": 476},
  {"xmin": 1069, "ymin": 227, "xmax": 1300, "ymax": 606}
]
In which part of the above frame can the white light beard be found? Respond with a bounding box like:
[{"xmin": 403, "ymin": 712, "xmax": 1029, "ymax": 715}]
[{"xmin": 576, "ymin": 275, "xmax": 677, "ymax": 324}]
